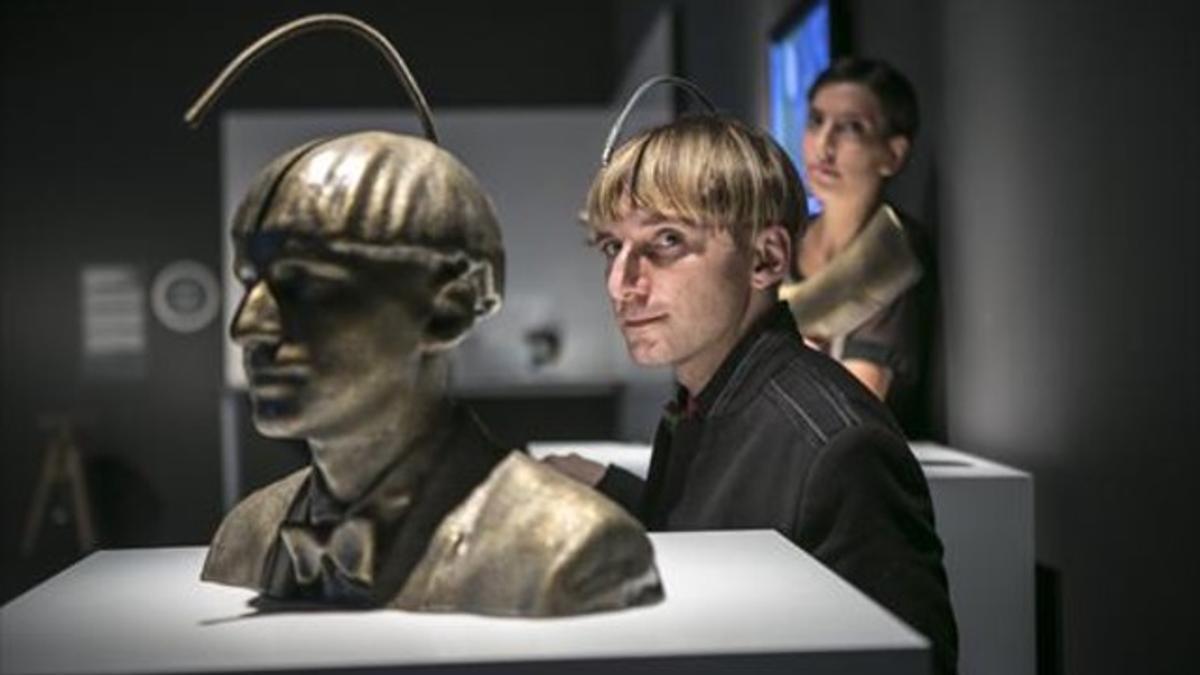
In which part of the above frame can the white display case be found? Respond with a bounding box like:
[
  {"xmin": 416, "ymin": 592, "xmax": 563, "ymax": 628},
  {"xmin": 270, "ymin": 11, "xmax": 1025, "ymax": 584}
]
[
  {"xmin": 911, "ymin": 443, "xmax": 1035, "ymax": 675},
  {"xmin": 1, "ymin": 531, "xmax": 929, "ymax": 675},
  {"xmin": 530, "ymin": 441, "xmax": 1036, "ymax": 675}
]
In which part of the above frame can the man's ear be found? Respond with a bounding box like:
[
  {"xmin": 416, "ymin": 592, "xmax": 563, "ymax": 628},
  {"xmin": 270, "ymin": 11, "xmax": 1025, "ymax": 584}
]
[
  {"xmin": 750, "ymin": 223, "xmax": 791, "ymax": 290},
  {"xmin": 879, "ymin": 135, "xmax": 911, "ymax": 177}
]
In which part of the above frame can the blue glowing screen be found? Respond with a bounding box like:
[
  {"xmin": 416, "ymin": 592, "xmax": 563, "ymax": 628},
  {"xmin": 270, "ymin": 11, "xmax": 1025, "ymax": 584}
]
[{"xmin": 769, "ymin": 0, "xmax": 831, "ymax": 215}]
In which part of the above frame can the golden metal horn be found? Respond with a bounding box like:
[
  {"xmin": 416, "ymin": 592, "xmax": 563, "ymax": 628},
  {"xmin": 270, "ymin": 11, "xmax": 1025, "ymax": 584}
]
[{"xmin": 183, "ymin": 13, "xmax": 438, "ymax": 143}]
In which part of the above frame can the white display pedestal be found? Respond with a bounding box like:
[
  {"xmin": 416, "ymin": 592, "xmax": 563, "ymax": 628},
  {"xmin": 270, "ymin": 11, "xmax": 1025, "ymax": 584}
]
[
  {"xmin": 530, "ymin": 441, "xmax": 1036, "ymax": 675},
  {"xmin": 910, "ymin": 443, "xmax": 1035, "ymax": 675},
  {"xmin": 0, "ymin": 531, "xmax": 928, "ymax": 675}
]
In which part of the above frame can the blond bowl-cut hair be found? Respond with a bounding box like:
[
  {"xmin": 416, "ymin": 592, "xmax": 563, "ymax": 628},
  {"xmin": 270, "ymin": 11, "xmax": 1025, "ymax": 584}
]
[{"xmin": 586, "ymin": 115, "xmax": 807, "ymax": 254}]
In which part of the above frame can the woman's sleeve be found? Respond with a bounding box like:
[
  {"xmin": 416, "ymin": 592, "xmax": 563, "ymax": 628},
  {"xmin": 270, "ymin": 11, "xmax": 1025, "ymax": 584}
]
[{"xmin": 841, "ymin": 288, "xmax": 918, "ymax": 381}]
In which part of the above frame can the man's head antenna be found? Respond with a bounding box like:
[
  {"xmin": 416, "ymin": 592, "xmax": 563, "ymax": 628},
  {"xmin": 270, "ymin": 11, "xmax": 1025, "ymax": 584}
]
[
  {"xmin": 600, "ymin": 75, "xmax": 718, "ymax": 166},
  {"xmin": 183, "ymin": 13, "xmax": 438, "ymax": 143}
]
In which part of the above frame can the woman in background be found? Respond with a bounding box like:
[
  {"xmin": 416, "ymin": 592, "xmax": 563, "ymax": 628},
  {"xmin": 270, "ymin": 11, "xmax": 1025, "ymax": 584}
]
[{"xmin": 782, "ymin": 57, "xmax": 929, "ymax": 420}]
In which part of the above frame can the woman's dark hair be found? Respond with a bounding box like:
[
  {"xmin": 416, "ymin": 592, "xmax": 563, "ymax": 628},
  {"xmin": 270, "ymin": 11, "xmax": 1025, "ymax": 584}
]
[{"xmin": 809, "ymin": 57, "xmax": 920, "ymax": 141}]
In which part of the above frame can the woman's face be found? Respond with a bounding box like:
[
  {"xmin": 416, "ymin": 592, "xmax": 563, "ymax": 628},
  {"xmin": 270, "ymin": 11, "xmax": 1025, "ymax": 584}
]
[{"xmin": 802, "ymin": 82, "xmax": 906, "ymax": 204}]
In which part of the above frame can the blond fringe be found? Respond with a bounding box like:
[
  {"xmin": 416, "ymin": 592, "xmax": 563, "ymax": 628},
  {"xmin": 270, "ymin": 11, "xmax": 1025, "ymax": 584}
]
[{"xmin": 585, "ymin": 115, "xmax": 806, "ymax": 247}]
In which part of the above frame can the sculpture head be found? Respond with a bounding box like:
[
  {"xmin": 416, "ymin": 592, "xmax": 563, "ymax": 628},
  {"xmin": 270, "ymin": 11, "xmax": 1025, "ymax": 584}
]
[
  {"xmin": 179, "ymin": 13, "xmax": 509, "ymax": 498},
  {"xmin": 229, "ymin": 132, "xmax": 503, "ymax": 441}
]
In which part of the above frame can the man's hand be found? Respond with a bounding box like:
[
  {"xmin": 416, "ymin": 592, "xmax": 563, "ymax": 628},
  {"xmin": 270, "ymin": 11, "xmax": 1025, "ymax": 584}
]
[{"xmin": 541, "ymin": 453, "xmax": 608, "ymax": 487}]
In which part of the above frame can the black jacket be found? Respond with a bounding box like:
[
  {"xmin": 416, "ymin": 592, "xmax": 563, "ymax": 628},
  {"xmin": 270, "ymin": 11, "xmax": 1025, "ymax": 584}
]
[{"xmin": 599, "ymin": 303, "xmax": 958, "ymax": 675}]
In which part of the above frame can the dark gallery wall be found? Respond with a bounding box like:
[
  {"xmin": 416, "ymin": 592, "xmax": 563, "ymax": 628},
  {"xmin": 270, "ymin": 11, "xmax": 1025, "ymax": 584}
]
[
  {"xmin": 938, "ymin": 3, "xmax": 1197, "ymax": 674},
  {"xmin": 814, "ymin": 2, "xmax": 1197, "ymax": 674},
  {"xmin": 0, "ymin": 0, "xmax": 619, "ymax": 601},
  {"xmin": 697, "ymin": 1, "xmax": 1196, "ymax": 673}
]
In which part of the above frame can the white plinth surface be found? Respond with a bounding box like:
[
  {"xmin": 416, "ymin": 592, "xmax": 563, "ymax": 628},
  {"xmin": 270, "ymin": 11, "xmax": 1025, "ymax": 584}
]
[
  {"xmin": 1, "ymin": 531, "xmax": 928, "ymax": 675},
  {"xmin": 530, "ymin": 441, "xmax": 653, "ymax": 479},
  {"xmin": 911, "ymin": 443, "xmax": 1035, "ymax": 675},
  {"xmin": 532, "ymin": 440, "xmax": 1036, "ymax": 675}
]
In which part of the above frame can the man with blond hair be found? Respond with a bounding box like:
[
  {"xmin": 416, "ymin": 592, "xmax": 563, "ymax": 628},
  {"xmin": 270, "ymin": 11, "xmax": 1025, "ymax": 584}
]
[{"xmin": 546, "ymin": 114, "xmax": 958, "ymax": 673}]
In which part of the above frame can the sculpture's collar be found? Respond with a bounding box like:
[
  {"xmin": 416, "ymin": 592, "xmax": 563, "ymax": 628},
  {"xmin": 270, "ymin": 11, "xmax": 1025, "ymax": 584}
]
[{"xmin": 307, "ymin": 401, "xmax": 454, "ymax": 525}]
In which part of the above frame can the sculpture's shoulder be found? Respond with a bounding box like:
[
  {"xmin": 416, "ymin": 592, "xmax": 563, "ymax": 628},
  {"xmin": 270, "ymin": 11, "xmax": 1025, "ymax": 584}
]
[
  {"xmin": 396, "ymin": 451, "xmax": 663, "ymax": 615},
  {"xmin": 201, "ymin": 468, "xmax": 310, "ymax": 590}
]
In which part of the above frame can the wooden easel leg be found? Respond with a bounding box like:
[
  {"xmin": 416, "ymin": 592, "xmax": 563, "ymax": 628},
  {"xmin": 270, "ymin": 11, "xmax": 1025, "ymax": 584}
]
[
  {"xmin": 20, "ymin": 442, "xmax": 63, "ymax": 557},
  {"xmin": 66, "ymin": 442, "xmax": 97, "ymax": 552}
]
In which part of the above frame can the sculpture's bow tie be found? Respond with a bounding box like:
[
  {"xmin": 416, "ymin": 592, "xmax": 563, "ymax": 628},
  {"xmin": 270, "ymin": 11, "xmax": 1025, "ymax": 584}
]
[{"xmin": 279, "ymin": 517, "xmax": 375, "ymax": 587}]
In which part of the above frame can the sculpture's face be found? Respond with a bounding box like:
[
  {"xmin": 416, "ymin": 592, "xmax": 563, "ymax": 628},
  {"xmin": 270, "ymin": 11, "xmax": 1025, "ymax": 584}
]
[
  {"xmin": 227, "ymin": 132, "xmax": 504, "ymax": 442},
  {"xmin": 230, "ymin": 230, "xmax": 434, "ymax": 440}
]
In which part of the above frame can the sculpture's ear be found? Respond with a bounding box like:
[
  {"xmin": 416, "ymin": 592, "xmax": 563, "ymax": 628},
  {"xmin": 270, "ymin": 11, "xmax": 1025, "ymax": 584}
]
[{"xmin": 422, "ymin": 257, "xmax": 502, "ymax": 351}]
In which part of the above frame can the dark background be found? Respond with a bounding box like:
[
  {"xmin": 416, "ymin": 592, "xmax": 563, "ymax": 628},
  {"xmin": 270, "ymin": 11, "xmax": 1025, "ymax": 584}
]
[{"xmin": 2, "ymin": 2, "xmax": 1196, "ymax": 675}]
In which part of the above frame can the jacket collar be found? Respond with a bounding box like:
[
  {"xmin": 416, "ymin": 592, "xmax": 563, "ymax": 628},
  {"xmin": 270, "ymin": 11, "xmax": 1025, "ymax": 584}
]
[{"xmin": 666, "ymin": 301, "xmax": 798, "ymax": 422}]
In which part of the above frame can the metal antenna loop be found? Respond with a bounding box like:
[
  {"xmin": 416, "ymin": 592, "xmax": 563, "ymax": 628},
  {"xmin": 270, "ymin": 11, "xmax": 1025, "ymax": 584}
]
[
  {"xmin": 601, "ymin": 75, "xmax": 717, "ymax": 166},
  {"xmin": 184, "ymin": 13, "xmax": 438, "ymax": 143}
]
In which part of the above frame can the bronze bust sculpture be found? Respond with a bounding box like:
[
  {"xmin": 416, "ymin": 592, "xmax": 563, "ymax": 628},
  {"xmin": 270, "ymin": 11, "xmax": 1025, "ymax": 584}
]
[{"xmin": 191, "ymin": 14, "xmax": 662, "ymax": 616}]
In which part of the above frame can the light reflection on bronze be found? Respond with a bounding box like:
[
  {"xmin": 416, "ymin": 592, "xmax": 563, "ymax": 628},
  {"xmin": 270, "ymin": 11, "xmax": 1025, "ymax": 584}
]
[{"xmin": 192, "ymin": 14, "xmax": 662, "ymax": 616}]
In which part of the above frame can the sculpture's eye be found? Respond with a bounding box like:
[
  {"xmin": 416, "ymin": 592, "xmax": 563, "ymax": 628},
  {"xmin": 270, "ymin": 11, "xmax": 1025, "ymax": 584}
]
[
  {"xmin": 269, "ymin": 260, "xmax": 354, "ymax": 304},
  {"xmin": 280, "ymin": 271, "xmax": 332, "ymax": 302}
]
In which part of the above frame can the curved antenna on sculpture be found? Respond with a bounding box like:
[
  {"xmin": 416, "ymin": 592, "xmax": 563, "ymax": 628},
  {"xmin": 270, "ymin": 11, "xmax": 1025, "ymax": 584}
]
[
  {"xmin": 600, "ymin": 75, "xmax": 718, "ymax": 166},
  {"xmin": 184, "ymin": 13, "xmax": 438, "ymax": 143}
]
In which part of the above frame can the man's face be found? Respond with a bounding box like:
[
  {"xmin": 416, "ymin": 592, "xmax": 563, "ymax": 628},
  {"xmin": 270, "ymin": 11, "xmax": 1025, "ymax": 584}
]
[
  {"xmin": 230, "ymin": 231, "xmax": 432, "ymax": 441},
  {"xmin": 592, "ymin": 209, "xmax": 755, "ymax": 382}
]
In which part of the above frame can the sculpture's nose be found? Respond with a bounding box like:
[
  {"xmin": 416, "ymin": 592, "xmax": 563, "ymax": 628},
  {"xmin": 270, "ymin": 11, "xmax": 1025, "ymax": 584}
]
[{"xmin": 230, "ymin": 280, "xmax": 282, "ymax": 347}]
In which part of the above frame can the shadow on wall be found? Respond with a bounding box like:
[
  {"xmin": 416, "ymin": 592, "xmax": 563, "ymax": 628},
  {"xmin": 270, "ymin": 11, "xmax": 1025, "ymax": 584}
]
[
  {"xmin": 1037, "ymin": 564, "xmax": 1063, "ymax": 675},
  {"xmin": 86, "ymin": 454, "xmax": 165, "ymax": 546},
  {"xmin": 906, "ymin": 159, "xmax": 946, "ymax": 441}
]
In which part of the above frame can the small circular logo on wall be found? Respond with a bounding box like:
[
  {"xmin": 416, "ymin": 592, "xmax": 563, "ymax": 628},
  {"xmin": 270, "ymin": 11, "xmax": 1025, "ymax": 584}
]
[{"xmin": 151, "ymin": 260, "xmax": 220, "ymax": 333}]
